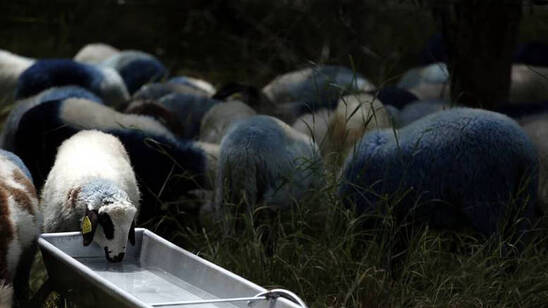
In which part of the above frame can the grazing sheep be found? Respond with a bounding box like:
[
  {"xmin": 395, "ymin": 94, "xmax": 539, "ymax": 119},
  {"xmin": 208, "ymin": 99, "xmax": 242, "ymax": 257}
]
[
  {"xmin": 168, "ymin": 76, "xmax": 216, "ymax": 96},
  {"xmin": 397, "ymin": 62, "xmax": 450, "ymax": 101},
  {"xmin": 0, "ymin": 86, "xmax": 103, "ymax": 151},
  {"xmin": 158, "ymin": 93, "xmax": 220, "ymax": 139},
  {"xmin": 0, "ymin": 50, "xmax": 35, "ymax": 104},
  {"xmin": 262, "ymin": 65, "xmax": 375, "ymax": 110},
  {"xmin": 200, "ymin": 100, "xmax": 256, "ymax": 144},
  {"xmin": 74, "ymin": 43, "xmax": 120, "ymax": 64},
  {"xmin": 398, "ymin": 99, "xmax": 449, "ymax": 127},
  {"xmin": 124, "ymin": 100, "xmax": 185, "ymax": 137},
  {"xmin": 12, "ymin": 97, "xmax": 217, "ymax": 222},
  {"xmin": 215, "ymin": 115, "xmax": 324, "ymax": 211},
  {"xmin": 101, "ymin": 50, "xmax": 168, "ymax": 94},
  {"xmin": 15, "ymin": 59, "xmax": 129, "ymax": 108},
  {"xmin": 371, "ymin": 86, "xmax": 418, "ymax": 109},
  {"xmin": 133, "ymin": 82, "xmax": 208, "ymax": 102},
  {"xmin": 41, "ymin": 130, "xmax": 139, "ymax": 262},
  {"xmin": 509, "ymin": 64, "xmax": 548, "ymax": 103},
  {"xmin": 339, "ymin": 108, "xmax": 539, "ymax": 237},
  {"xmin": 0, "ymin": 150, "xmax": 41, "ymax": 306},
  {"xmin": 324, "ymin": 94, "xmax": 391, "ymax": 164},
  {"xmin": 291, "ymin": 108, "xmax": 331, "ymax": 147}
]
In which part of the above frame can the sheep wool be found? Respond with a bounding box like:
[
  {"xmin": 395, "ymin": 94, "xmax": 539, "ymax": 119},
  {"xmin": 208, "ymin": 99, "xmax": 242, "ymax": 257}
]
[
  {"xmin": 15, "ymin": 59, "xmax": 129, "ymax": 108},
  {"xmin": 339, "ymin": 108, "xmax": 539, "ymax": 236},
  {"xmin": 13, "ymin": 97, "xmax": 214, "ymax": 223},
  {"xmin": 216, "ymin": 115, "xmax": 324, "ymax": 211},
  {"xmin": 74, "ymin": 43, "xmax": 120, "ymax": 64},
  {"xmin": 0, "ymin": 49, "xmax": 35, "ymax": 104},
  {"xmin": 41, "ymin": 130, "xmax": 140, "ymax": 262},
  {"xmin": 0, "ymin": 149, "xmax": 41, "ymax": 306}
]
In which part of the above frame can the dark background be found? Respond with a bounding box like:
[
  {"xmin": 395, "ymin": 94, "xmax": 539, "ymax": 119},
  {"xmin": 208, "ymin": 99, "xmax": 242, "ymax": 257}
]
[{"xmin": 1, "ymin": 1, "xmax": 547, "ymax": 87}]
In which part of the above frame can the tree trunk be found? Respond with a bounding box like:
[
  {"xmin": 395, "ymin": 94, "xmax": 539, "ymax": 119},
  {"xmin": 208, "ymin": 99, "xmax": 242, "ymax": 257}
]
[{"xmin": 433, "ymin": 0, "xmax": 522, "ymax": 109}]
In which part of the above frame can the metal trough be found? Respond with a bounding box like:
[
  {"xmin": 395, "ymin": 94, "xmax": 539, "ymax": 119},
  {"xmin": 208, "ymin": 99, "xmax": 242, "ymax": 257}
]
[{"xmin": 38, "ymin": 228, "xmax": 305, "ymax": 308}]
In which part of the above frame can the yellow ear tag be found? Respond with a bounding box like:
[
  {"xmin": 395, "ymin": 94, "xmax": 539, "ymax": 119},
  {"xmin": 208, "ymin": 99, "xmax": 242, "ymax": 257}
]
[{"xmin": 82, "ymin": 216, "xmax": 92, "ymax": 234}]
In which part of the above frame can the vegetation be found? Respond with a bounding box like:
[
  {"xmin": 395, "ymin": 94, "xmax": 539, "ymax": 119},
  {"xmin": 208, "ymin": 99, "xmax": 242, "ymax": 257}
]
[{"xmin": 3, "ymin": 1, "xmax": 548, "ymax": 307}]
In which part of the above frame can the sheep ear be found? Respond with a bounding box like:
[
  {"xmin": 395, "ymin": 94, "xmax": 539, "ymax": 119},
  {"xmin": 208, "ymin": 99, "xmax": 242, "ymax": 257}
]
[
  {"xmin": 128, "ymin": 220, "xmax": 136, "ymax": 246},
  {"xmin": 82, "ymin": 209, "xmax": 98, "ymax": 246}
]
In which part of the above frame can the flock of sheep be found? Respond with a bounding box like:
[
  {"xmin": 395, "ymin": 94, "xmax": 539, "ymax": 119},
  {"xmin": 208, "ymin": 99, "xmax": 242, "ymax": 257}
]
[{"xmin": 0, "ymin": 38, "xmax": 547, "ymax": 307}]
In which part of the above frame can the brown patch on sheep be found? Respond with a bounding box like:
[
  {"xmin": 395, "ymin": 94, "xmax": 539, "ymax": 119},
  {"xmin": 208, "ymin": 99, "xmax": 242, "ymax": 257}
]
[
  {"xmin": 11, "ymin": 170, "xmax": 37, "ymax": 199},
  {"xmin": 66, "ymin": 187, "xmax": 81, "ymax": 209},
  {"xmin": 0, "ymin": 174, "xmax": 35, "ymax": 216},
  {"xmin": 0, "ymin": 185, "xmax": 15, "ymax": 282}
]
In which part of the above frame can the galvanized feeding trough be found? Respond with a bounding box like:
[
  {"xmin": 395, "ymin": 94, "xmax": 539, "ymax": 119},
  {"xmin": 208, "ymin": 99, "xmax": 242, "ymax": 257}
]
[{"xmin": 38, "ymin": 228, "xmax": 306, "ymax": 308}]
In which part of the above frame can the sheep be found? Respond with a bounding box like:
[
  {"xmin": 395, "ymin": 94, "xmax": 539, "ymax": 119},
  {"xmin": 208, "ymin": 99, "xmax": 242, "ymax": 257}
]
[
  {"xmin": 200, "ymin": 100, "xmax": 256, "ymax": 144},
  {"xmin": 101, "ymin": 50, "xmax": 168, "ymax": 94},
  {"xmin": 509, "ymin": 64, "xmax": 548, "ymax": 103},
  {"xmin": 41, "ymin": 130, "xmax": 139, "ymax": 262},
  {"xmin": 12, "ymin": 97, "xmax": 218, "ymax": 223},
  {"xmin": 323, "ymin": 94, "xmax": 392, "ymax": 166},
  {"xmin": 212, "ymin": 83, "xmax": 307, "ymax": 124},
  {"xmin": 15, "ymin": 59, "xmax": 129, "ymax": 108},
  {"xmin": 0, "ymin": 86, "xmax": 103, "ymax": 151},
  {"xmin": 291, "ymin": 108, "xmax": 331, "ymax": 147},
  {"xmin": 215, "ymin": 115, "xmax": 324, "ymax": 212},
  {"xmin": 370, "ymin": 86, "xmax": 419, "ymax": 109},
  {"xmin": 397, "ymin": 99, "xmax": 449, "ymax": 127},
  {"xmin": 158, "ymin": 93, "xmax": 220, "ymax": 139},
  {"xmin": 339, "ymin": 108, "xmax": 539, "ymax": 237},
  {"xmin": 0, "ymin": 149, "xmax": 41, "ymax": 306},
  {"xmin": 133, "ymin": 82, "xmax": 209, "ymax": 102},
  {"xmin": 168, "ymin": 76, "xmax": 216, "ymax": 96},
  {"xmin": 124, "ymin": 99, "xmax": 185, "ymax": 137},
  {"xmin": 74, "ymin": 43, "xmax": 120, "ymax": 64},
  {"xmin": 397, "ymin": 62, "xmax": 450, "ymax": 101},
  {"xmin": 0, "ymin": 49, "xmax": 35, "ymax": 104},
  {"xmin": 262, "ymin": 65, "xmax": 375, "ymax": 110}
]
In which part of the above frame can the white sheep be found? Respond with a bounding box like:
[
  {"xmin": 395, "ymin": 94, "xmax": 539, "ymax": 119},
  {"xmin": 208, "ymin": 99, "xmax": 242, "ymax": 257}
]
[
  {"xmin": 291, "ymin": 108, "xmax": 331, "ymax": 148},
  {"xmin": 41, "ymin": 130, "xmax": 140, "ymax": 262},
  {"xmin": 324, "ymin": 93, "xmax": 392, "ymax": 165},
  {"xmin": 0, "ymin": 49, "xmax": 35, "ymax": 104},
  {"xmin": 74, "ymin": 43, "xmax": 120, "ymax": 64},
  {"xmin": 0, "ymin": 149, "xmax": 41, "ymax": 306},
  {"xmin": 200, "ymin": 100, "xmax": 256, "ymax": 144}
]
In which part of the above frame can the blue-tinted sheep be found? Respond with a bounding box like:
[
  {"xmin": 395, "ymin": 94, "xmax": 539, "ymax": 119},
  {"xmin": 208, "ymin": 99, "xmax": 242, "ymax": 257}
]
[
  {"xmin": 397, "ymin": 62, "xmax": 450, "ymax": 101},
  {"xmin": 15, "ymin": 59, "xmax": 129, "ymax": 107},
  {"xmin": 158, "ymin": 93, "xmax": 220, "ymax": 139},
  {"xmin": 262, "ymin": 65, "xmax": 375, "ymax": 110},
  {"xmin": 339, "ymin": 108, "xmax": 538, "ymax": 237},
  {"xmin": 12, "ymin": 97, "xmax": 217, "ymax": 223},
  {"xmin": 133, "ymin": 82, "xmax": 208, "ymax": 101},
  {"xmin": 398, "ymin": 99, "xmax": 449, "ymax": 127},
  {"xmin": 0, "ymin": 86, "xmax": 103, "ymax": 151},
  {"xmin": 168, "ymin": 76, "xmax": 216, "ymax": 96},
  {"xmin": 101, "ymin": 50, "xmax": 168, "ymax": 94},
  {"xmin": 215, "ymin": 115, "xmax": 324, "ymax": 211},
  {"xmin": 371, "ymin": 86, "xmax": 418, "ymax": 109}
]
